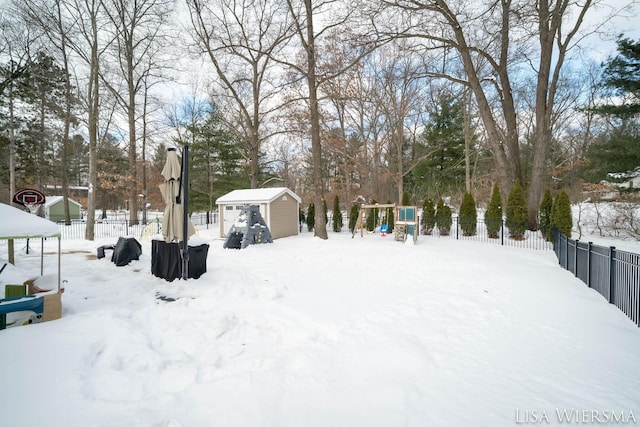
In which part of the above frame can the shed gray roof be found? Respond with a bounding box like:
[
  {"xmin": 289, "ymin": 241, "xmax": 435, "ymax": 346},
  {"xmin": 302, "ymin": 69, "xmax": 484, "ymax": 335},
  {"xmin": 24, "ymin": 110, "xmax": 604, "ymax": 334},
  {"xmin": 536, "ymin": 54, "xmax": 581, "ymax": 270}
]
[
  {"xmin": 44, "ymin": 196, "xmax": 82, "ymax": 208},
  {"xmin": 216, "ymin": 187, "xmax": 301, "ymax": 204}
]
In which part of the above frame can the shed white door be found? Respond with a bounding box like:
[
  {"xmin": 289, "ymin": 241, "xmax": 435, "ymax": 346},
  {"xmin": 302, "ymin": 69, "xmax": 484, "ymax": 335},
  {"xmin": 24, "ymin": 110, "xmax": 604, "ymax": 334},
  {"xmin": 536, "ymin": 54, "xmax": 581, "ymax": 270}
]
[{"xmin": 223, "ymin": 205, "xmax": 247, "ymax": 235}]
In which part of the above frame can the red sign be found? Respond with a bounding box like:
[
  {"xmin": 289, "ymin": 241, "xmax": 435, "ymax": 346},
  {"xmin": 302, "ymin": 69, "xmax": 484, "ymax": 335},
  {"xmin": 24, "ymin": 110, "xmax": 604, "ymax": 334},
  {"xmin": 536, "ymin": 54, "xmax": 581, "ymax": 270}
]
[{"xmin": 13, "ymin": 188, "xmax": 46, "ymax": 206}]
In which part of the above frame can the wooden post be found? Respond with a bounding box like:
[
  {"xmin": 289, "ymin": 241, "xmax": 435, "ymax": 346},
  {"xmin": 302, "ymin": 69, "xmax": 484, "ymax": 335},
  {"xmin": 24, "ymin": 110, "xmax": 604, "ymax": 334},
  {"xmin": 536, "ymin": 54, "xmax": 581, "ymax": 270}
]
[{"xmin": 8, "ymin": 239, "xmax": 14, "ymax": 265}]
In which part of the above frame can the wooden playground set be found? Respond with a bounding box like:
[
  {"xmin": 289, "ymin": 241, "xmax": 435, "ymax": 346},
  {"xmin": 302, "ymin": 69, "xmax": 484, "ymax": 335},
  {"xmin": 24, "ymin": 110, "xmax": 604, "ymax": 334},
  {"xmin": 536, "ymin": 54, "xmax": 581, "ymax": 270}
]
[{"xmin": 352, "ymin": 203, "xmax": 419, "ymax": 244}]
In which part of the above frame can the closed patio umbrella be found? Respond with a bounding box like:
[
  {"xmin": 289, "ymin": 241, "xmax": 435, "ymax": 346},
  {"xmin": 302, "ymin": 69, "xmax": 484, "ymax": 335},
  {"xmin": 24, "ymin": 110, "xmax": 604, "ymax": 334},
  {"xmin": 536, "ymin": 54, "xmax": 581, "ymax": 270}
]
[{"xmin": 159, "ymin": 148, "xmax": 195, "ymax": 243}]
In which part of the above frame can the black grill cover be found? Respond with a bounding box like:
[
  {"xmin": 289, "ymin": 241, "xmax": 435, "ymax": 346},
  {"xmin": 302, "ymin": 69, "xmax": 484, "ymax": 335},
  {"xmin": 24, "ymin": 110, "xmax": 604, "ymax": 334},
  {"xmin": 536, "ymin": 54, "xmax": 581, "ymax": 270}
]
[{"xmin": 111, "ymin": 237, "xmax": 142, "ymax": 266}]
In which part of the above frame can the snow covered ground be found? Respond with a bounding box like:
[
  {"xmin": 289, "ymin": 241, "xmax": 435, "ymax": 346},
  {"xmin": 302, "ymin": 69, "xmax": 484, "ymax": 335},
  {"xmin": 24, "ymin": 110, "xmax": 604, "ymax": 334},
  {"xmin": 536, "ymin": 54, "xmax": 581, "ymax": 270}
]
[{"xmin": 1, "ymin": 227, "xmax": 640, "ymax": 426}]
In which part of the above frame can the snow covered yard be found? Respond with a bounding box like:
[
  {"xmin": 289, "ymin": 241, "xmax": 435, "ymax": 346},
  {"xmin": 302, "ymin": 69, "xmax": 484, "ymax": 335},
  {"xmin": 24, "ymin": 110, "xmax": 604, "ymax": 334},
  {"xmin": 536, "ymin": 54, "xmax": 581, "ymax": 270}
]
[{"xmin": 1, "ymin": 229, "xmax": 639, "ymax": 426}]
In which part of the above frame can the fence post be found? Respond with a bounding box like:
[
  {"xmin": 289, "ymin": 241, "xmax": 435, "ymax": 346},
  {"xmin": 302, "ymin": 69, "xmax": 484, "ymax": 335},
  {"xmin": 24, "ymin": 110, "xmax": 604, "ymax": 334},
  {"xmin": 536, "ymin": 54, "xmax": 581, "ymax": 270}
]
[
  {"xmin": 455, "ymin": 217, "xmax": 459, "ymax": 240},
  {"xmin": 501, "ymin": 219, "xmax": 504, "ymax": 246},
  {"xmin": 574, "ymin": 240, "xmax": 579, "ymax": 277},
  {"xmin": 609, "ymin": 246, "xmax": 616, "ymax": 304},
  {"xmin": 587, "ymin": 242, "xmax": 592, "ymax": 288}
]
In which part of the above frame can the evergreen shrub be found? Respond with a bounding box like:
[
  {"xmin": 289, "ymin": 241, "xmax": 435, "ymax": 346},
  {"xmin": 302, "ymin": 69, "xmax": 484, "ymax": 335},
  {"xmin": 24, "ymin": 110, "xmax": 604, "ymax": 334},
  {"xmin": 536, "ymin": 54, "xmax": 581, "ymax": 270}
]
[
  {"xmin": 332, "ymin": 195, "xmax": 343, "ymax": 232},
  {"xmin": 459, "ymin": 192, "xmax": 477, "ymax": 236},
  {"xmin": 421, "ymin": 198, "xmax": 435, "ymax": 235},
  {"xmin": 306, "ymin": 203, "xmax": 315, "ymax": 231},
  {"xmin": 506, "ymin": 181, "xmax": 527, "ymax": 240},
  {"xmin": 485, "ymin": 183, "xmax": 503, "ymax": 239},
  {"xmin": 366, "ymin": 199, "xmax": 378, "ymax": 232},
  {"xmin": 539, "ymin": 188, "xmax": 554, "ymax": 241},
  {"xmin": 436, "ymin": 199, "xmax": 452, "ymax": 235},
  {"xmin": 552, "ymin": 190, "xmax": 573, "ymax": 237},
  {"xmin": 385, "ymin": 200, "xmax": 395, "ymax": 233},
  {"xmin": 349, "ymin": 204, "xmax": 359, "ymax": 232}
]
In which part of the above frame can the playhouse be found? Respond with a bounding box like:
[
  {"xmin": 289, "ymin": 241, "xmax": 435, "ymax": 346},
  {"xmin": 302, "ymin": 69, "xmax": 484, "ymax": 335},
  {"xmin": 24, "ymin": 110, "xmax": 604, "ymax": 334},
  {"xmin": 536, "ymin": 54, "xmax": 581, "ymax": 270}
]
[
  {"xmin": 223, "ymin": 205, "xmax": 274, "ymax": 249},
  {"xmin": 0, "ymin": 203, "xmax": 63, "ymax": 330}
]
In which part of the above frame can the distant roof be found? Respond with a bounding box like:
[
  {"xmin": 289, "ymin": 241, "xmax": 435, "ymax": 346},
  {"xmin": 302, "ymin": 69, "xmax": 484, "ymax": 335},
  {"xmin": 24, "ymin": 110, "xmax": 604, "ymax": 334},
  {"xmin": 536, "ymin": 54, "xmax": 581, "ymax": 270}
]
[
  {"xmin": 0, "ymin": 203, "xmax": 61, "ymax": 239},
  {"xmin": 216, "ymin": 187, "xmax": 301, "ymax": 204},
  {"xmin": 44, "ymin": 196, "xmax": 82, "ymax": 208}
]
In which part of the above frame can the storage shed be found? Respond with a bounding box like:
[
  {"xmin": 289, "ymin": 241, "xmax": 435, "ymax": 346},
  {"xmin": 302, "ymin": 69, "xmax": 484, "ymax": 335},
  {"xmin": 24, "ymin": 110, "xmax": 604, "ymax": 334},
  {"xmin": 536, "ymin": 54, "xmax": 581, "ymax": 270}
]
[
  {"xmin": 216, "ymin": 187, "xmax": 301, "ymax": 239},
  {"xmin": 44, "ymin": 196, "xmax": 82, "ymax": 222}
]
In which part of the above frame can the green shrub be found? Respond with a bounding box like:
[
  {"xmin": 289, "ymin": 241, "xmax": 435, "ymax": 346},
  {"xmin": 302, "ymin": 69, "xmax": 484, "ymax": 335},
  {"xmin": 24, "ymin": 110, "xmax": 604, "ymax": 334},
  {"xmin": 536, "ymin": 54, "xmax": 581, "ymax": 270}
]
[
  {"xmin": 306, "ymin": 203, "xmax": 315, "ymax": 231},
  {"xmin": 505, "ymin": 181, "xmax": 527, "ymax": 240},
  {"xmin": 436, "ymin": 199, "xmax": 452, "ymax": 235},
  {"xmin": 323, "ymin": 198, "xmax": 328, "ymax": 223},
  {"xmin": 349, "ymin": 204, "xmax": 359, "ymax": 232},
  {"xmin": 332, "ymin": 195, "xmax": 343, "ymax": 232},
  {"xmin": 401, "ymin": 191, "xmax": 411, "ymax": 206},
  {"xmin": 366, "ymin": 199, "xmax": 378, "ymax": 232},
  {"xmin": 459, "ymin": 192, "xmax": 477, "ymax": 236},
  {"xmin": 485, "ymin": 183, "xmax": 502, "ymax": 239},
  {"xmin": 539, "ymin": 188, "xmax": 554, "ymax": 241},
  {"xmin": 552, "ymin": 190, "xmax": 573, "ymax": 237},
  {"xmin": 421, "ymin": 198, "xmax": 436, "ymax": 235},
  {"xmin": 385, "ymin": 200, "xmax": 395, "ymax": 233}
]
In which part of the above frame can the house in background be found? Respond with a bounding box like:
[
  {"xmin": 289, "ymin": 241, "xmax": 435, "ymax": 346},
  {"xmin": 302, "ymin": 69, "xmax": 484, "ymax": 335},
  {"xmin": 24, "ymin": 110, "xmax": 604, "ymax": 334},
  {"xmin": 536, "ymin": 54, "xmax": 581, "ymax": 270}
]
[
  {"xmin": 44, "ymin": 196, "xmax": 82, "ymax": 222},
  {"xmin": 216, "ymin": 187, "xmax": 301, "ymax": 239}
]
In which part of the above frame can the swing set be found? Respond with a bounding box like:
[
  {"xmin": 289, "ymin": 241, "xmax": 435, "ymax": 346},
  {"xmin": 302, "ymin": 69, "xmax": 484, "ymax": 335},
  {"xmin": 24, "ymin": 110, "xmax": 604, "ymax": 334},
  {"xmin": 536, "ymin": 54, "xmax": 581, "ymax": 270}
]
[{"xmin": 352, "ymin": 204, "xmax": 419, "ymax": 243}]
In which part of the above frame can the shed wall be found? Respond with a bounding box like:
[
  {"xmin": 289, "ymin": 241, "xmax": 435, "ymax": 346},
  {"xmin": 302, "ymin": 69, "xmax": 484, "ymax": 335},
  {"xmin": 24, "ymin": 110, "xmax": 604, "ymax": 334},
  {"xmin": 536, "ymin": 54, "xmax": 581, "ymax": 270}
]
[
  {"xmin": 48, "ymin": 201, "xmax": 81, "ymax": 222},
  {"xmin": 269, "ymin": 195, "xmax": 298, "ymax": 239}
]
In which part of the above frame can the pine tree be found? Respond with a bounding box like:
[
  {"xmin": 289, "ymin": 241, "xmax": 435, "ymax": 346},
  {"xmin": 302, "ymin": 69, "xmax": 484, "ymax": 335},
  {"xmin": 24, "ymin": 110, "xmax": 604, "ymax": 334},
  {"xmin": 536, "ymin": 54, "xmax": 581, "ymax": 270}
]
[
  {"xmin": 401, "ymin": 191, "xmax": 411, "ymax": 206},
  {"xmin": 595, "ymin": 37, "xmax": 640, "ymax": 116},
  {"xmin": 385, "ymin": 200, "xmax": 395, "ymax": 233},
  {"xmin": 485, "ymin": 183, "xmax": 503, "ymax": 239},
  {"xmin": 349, "ymin": 204, "xmax": 359, "ymax": 232},
  {"xmin": 323, "ymin": 198, "xmax": 328, "ymax": 223},
  {"xmin": 436, "ymin": 198, "xmax": 452, "ymax": 235},
  {"xmin": 332, "ymin": 195, "xmax": 343, "ymax": 232},
  {"xmin": 459, "ymin": 192, "xmax": 477, "ymax": 236},
  {"xmin": 505, "ymin": 181, "xmax": 527, "ymax": 240},
  {"xmin": 552, "ymin": 190, "xmax": 573, "ymax": 237},
  {"xmin": 421, "ymin": 198, "xmax": 436, "ymax": 235},
  {"xmin": 299, "ymin": 208, "xmax": 306, "ymax": 226},
  {"xmin": 366, "ymin": 199, "xmax": 378, "ymax": 232},
  {"xmin": 539, "ymin": 188, "xmax": 554, "ymax": 241},
  {"xmin": 410, "ymin": 96, "xmax": 467, "ymax": 196},
  {"xmin": 306, "ymin": 203, "xmax": 315, "ymax": 231}
]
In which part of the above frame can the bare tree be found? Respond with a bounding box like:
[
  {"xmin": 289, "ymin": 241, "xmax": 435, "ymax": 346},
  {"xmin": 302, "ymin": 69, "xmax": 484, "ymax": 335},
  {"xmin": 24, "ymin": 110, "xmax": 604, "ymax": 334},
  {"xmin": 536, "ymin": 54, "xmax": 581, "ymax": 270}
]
[
  {"xmin": 278, "ymin": 0, "xmax": 382, "ymax": 239},
  {"xmin": 377, "ymin": 0, "xmax": 608, "ymax": 227},
  {"xmin": 369, "ymin": 42, "xmax": 426, "ymax": 203},
  {"xmin": 63, "ymin": 0, "xmax": 111, "ymax": 239},
  {"xmin": 100, "ymin": 0, "xmax": 173, "ymax": 226},
  {"xmin": 186, "ymin": 0, "xmax": 295, "ymax": 189}
]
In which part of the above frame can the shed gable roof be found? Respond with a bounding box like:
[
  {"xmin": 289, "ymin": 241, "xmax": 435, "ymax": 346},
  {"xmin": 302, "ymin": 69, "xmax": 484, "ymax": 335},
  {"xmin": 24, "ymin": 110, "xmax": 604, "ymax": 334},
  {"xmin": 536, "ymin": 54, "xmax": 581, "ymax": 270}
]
[
  {"xmin": 44, "ymin": 196, "xmax": 82, "ymax": 208},
  {"xmin": 216, "ymin": 187, "xmax": 301, "ymax": 204}
]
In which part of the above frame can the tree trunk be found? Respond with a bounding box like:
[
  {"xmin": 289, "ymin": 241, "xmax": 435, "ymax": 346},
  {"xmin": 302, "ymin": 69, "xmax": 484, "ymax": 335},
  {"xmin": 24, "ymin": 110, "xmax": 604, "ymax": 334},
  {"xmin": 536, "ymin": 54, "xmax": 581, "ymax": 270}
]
[
  {"xmin": 8, "ymin": 82, "xmax": 17, "ymax": 206},
  {"xmin": 305, "ymin": 0, "xmax": 327, "ymax": 239},
  {"xmin": 127, "ymin": 50, "xmax": 138, "ymax": 226},
  {"xmin": 85, "ymin": 30, "xmax": 99, "ymax": 241}
]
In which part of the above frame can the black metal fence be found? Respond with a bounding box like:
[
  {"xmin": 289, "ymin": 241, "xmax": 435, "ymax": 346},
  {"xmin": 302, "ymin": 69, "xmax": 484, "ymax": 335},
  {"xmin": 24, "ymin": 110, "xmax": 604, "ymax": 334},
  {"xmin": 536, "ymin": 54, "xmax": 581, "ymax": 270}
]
[
  {"xmin": 339, "ymin": 213, "xmax": 551, "ymax": 250},
  {"xmin": 422, "ymin": 217, "xmax": 552, "ymax": 250},
  {"xmin": 553, "ymin": 230, "xmax": 640, "ymax": 327},
  {"xmin": 56, "ymin": 220, "xmax": 146, "ymax": 240},
  {"xmin": 56, "ymin": 213, "xmax": 218, "ymax": 240}
]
